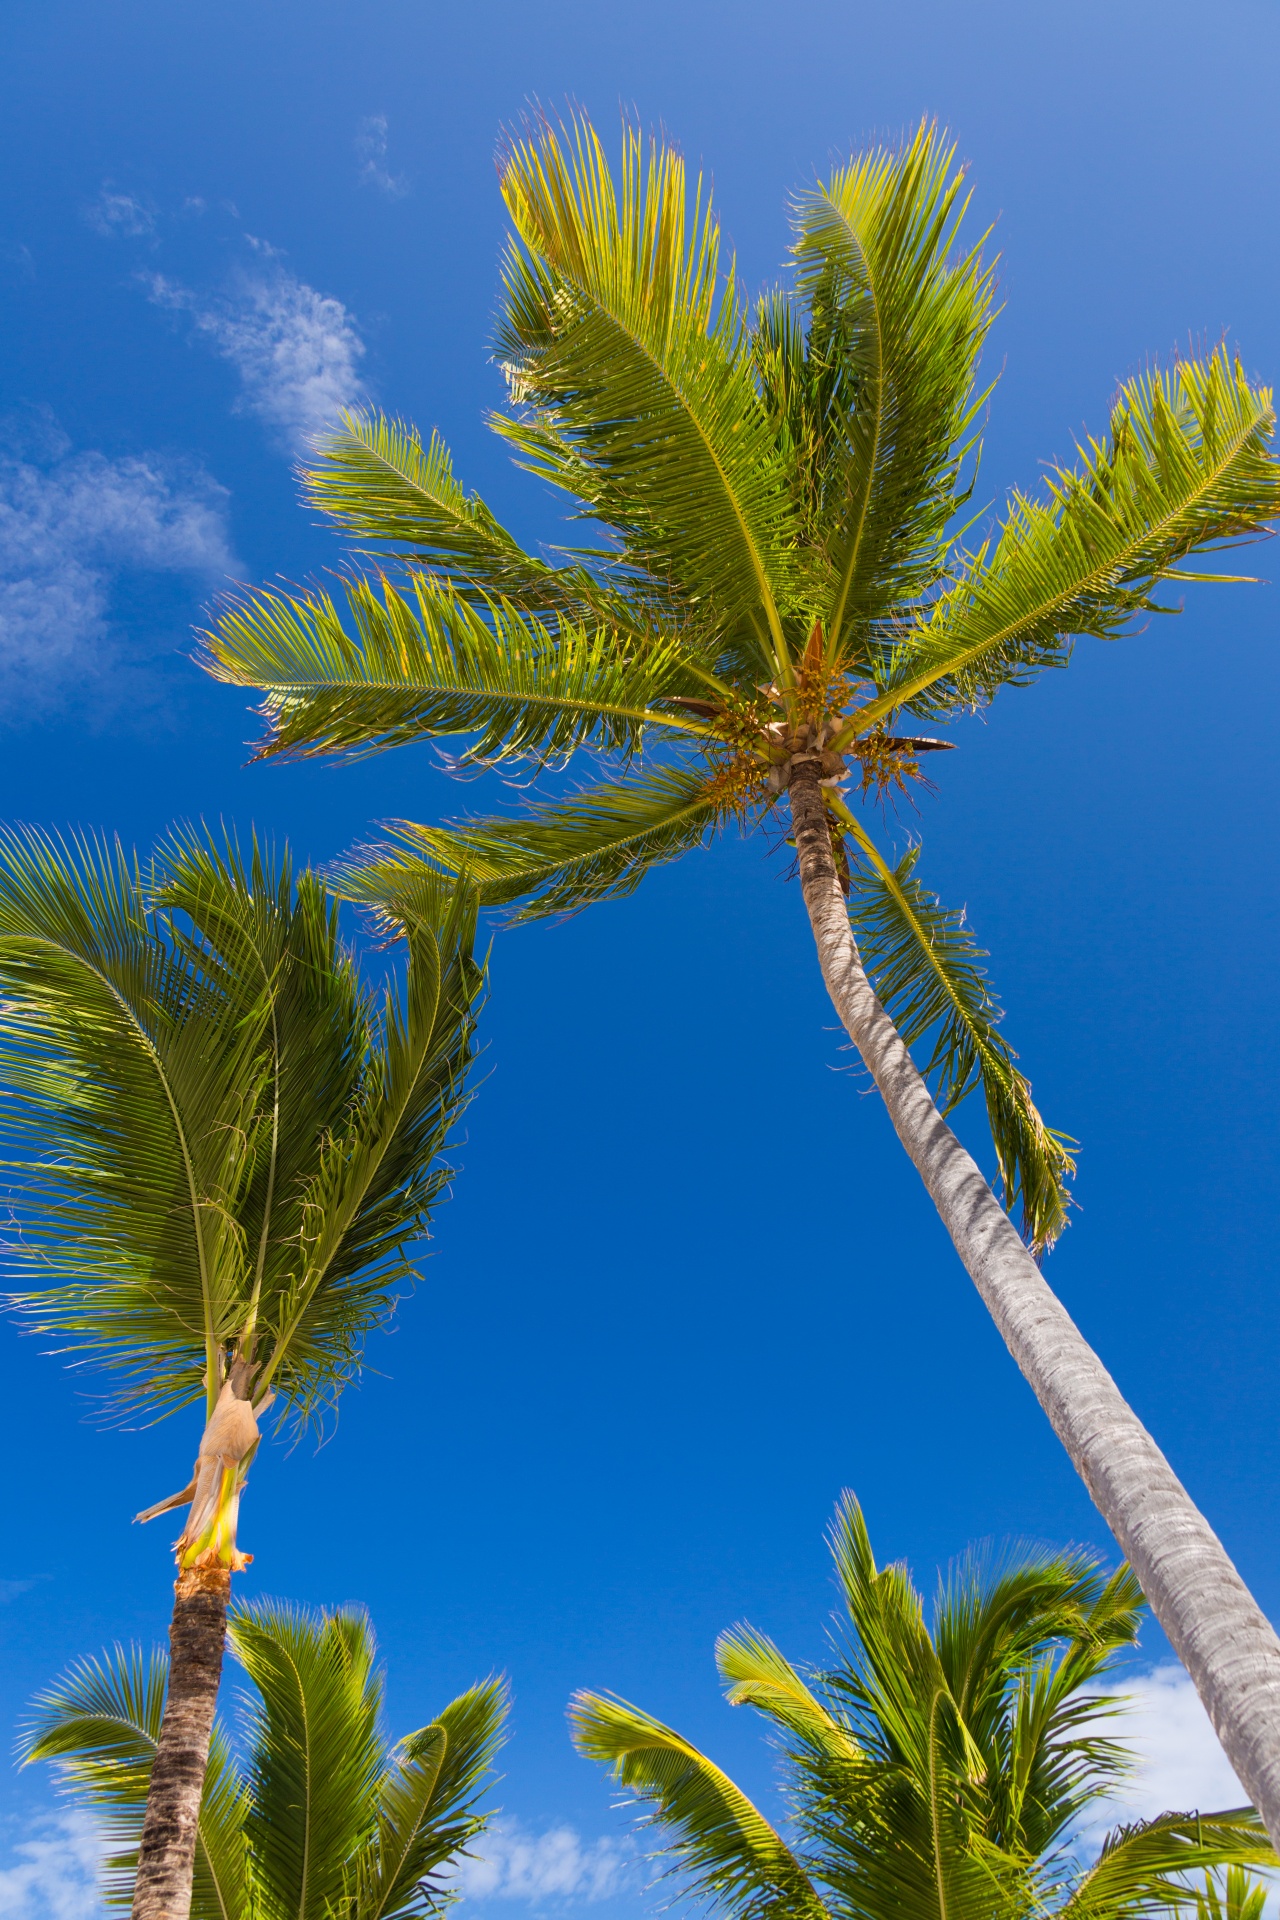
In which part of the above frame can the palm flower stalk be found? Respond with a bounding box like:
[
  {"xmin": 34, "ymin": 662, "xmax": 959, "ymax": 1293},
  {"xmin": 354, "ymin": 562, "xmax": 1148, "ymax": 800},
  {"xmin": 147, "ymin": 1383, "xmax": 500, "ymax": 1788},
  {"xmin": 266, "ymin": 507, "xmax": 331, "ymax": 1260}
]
[{"xmin": 200, "ymin": 120, "xmax": 1280, "ymax": 1838}]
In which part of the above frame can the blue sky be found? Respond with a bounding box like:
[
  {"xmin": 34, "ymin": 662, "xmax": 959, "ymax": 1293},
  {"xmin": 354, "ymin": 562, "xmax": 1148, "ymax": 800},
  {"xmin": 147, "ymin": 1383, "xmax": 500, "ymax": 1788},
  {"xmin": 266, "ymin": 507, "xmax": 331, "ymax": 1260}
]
[{"xmin": 3, "ymin": 0, "xmax": 1280, "ymax": 1913}]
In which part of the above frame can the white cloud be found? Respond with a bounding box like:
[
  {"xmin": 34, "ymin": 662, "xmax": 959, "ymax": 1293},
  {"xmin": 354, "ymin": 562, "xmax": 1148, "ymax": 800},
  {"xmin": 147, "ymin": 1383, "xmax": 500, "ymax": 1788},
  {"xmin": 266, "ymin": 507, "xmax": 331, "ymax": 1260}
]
[
  {"xmin": 0, "ymin": 424, "xmax": 235, "ymax": 707},
  {"xmin": 456, "ymin": 1820, "xmax": 633, "ymax": 1905},
  {"xmin": 85, "ymin": 189, "xmax": 155, "ymax": 239},
  {"xmin": 355, "ymin": 115, "xmax": 409, "ymax": 198},
  {"xmin": 1076, "ymin": 1663, "xmax": 1248, "ymax": 1855},
  {"xmin": 0, "ymin": 1810, "xmax": 106, "ymax": 1920},
  {"xmin": 147, "ymin": 246, "xmax": 366, "ymax": 453}
]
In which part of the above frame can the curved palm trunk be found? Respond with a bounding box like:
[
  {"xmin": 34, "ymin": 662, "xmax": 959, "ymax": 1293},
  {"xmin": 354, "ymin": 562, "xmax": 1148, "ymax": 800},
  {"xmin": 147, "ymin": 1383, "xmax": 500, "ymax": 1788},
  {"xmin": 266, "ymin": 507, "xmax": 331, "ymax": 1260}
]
[
  {"xmin": 788, "ymin": 754, "xmax": 1280, "ymax": 1849},
  {"xmin": 131, "ymin": 1377, "xmax": 261, "ymax": 1920}
]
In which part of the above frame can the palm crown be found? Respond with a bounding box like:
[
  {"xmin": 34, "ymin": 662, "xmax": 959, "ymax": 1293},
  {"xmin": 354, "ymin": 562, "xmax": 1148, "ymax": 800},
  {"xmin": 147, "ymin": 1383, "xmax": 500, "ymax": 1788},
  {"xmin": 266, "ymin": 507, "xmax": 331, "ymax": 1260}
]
[
  {"xmin": 23, "ymin": 1598, "xmax": 506, "ymax": 1920},
  {"xmin": 572, "ymin": 1497, "xmax": 1274, "ymax": 1920},
  {"xmin": 203, "ymin": 115, "xmax": 1280, "ymax": 1254},
  {"xmin": 0, "ymin": 827, "xmax": 481, "ymax": 1559}
]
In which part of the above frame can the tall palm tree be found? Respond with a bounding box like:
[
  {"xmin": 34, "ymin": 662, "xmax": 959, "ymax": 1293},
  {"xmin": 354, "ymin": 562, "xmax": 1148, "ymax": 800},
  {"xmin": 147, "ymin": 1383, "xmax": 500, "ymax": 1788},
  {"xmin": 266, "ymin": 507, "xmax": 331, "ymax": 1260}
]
[
  {"xmin": 0, "ymin": 827, "xmax": 483, "ymax": 1920},
  {"xmin": 22, "ymin": 1596, "xmax": 506, "ymax": 1918},
  {"xmin": 573, "ymin": 1496, "xmax": 1275, "ymax": 1920},
  {"xmin": 199, "ymin": 119, "xmax": 1280, "ymax": 1836}
]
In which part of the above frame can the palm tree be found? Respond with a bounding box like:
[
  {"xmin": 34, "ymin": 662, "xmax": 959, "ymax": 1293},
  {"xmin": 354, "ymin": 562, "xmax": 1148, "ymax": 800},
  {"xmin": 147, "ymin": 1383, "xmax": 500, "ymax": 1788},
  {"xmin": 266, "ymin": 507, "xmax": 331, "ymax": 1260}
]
[
  {"xmin": 572, "ymin": 1495, "xmax": 1275, "ymax": 1920},
  {"xmin": 22, "ymin": 1596, "xmax": 506, "ymax": 1918},
  {"xmin": 0, "ymin": 827, "xmax": 483, "ymax": 1920},
  {"xmin": 198, "ymin": 118, "xmax": 1280, "ymax": 1836}
]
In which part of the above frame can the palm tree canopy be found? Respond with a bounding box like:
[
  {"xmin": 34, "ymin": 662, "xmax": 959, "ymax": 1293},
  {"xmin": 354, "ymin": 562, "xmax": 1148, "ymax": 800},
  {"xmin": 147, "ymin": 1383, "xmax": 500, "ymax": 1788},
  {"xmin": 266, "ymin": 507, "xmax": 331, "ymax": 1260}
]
[
  {"xmin": 571, "ymin": 1496, "xmax": 1275, "ymax": 1920},
  {"xmin": 21, "ymin": 1598, "xmax": 507, "ymax": 1920},
  {"xmin": 0, "ymin": 826, "xmax": 483, "ymax": 1427},
  {"xmin": 201, "ymin": 115, "xmax": 1280, "ymax": 1251}
]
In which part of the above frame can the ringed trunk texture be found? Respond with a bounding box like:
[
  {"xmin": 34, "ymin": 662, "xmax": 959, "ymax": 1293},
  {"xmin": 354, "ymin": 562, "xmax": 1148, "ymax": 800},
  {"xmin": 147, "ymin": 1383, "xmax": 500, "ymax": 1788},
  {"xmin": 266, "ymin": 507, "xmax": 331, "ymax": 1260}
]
[
  {"xmin": 130, "ymin": 1567, "xmax": 230, "ymax": 1920},
  {"xmin": 788, "ymin": 753, "xmax": 1280, "ymax": 1849}
]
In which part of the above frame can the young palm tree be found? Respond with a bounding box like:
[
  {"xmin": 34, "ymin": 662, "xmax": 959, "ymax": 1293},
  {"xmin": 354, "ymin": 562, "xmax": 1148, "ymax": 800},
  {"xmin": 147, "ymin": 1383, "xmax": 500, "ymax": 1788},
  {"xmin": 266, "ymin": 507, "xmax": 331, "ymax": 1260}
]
[
  {"xmin": 199, "ymin": 120, "xmax": 1280, "ymax": 1836},
  {"xmin": 573, "ymin": 1496, "xmax": 1275, "ymax": 1920},
  {"xmin": 23, "ymin": 1596, "xmax": 506, "ymax": 1918},
  {"xmin": 0, "ymin": 827, "xmax": 483, "ymax": 1920}
]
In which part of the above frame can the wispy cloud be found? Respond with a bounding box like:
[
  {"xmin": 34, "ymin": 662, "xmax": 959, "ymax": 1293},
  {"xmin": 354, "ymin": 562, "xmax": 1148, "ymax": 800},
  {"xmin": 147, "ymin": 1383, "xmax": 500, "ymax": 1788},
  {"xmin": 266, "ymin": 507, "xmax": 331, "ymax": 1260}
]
[
  {"xmin": 0, "ymin": 416, "xmax": 235, "ymax": 710},
  {"xmin": 0, "ymin": 1576, "xmax": 39, "ymax": 1603},
  {"xmin": 456, "ymin": 1820, "xmax": 633, "ymax": 1904},
  {"xmin": 0, "ymin": 1810, "xmax": 105, "ymax": 1920},
  {"xmin": 355, "ymin": 115, "xmax": 409, "ymax": 198},
  {"xmin": 147, "ymin": 244, "xmax": 366, "ymax": 453},
  {"xmin": 84, "ymin": 188, "xmax": 155, "ymax": 239}
]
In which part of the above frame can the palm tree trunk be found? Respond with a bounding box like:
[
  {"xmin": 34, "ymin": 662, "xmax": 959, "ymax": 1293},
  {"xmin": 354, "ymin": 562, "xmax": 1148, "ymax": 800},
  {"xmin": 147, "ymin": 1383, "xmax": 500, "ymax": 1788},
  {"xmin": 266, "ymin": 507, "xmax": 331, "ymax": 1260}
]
[
  {"xmin": 788, "ymin": 752, "xmax": 1280, "ymax": 1849},
  {"xmin": 130, "ymin": 1567, "xmax": 230, "ymax": 1920}
]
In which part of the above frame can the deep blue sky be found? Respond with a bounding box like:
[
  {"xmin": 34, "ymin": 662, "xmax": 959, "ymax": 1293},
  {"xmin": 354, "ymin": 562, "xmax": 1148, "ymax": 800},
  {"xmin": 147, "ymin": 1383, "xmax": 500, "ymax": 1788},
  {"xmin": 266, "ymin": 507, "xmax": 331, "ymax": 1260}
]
[{"xmin": 2, "ymin": 1, "xmax": 1280, "ymax": 1913}]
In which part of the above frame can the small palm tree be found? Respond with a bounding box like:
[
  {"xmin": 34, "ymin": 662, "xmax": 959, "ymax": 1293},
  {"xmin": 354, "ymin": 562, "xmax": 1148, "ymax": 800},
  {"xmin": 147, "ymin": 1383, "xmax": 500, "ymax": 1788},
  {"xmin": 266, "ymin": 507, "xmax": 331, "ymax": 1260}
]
[
  {"xmin": 199, "ymin": 116, "xmax": 1280, "ymax": 1835},
  {"xmin": 23, "ymin": 1596, "xmax": 506, "ymax": 1919},
  {"xmin": 573, "ymin": 1496, "xmax": 1275, "ymax": 1920},
  {"xmin": 0, "ymin": 827, "xmax": 483, "ymax": 1920}
]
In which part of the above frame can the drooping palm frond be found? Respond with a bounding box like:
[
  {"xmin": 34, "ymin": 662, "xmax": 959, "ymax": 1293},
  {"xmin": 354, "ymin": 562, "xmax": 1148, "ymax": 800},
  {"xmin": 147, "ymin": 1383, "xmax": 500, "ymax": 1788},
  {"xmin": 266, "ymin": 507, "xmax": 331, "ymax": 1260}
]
[
  {"xmin": 495, "ymin": 115, "xmax": 801, "ymax": 671},
  {"xmin": 356, "ymin": 1679, "xmax": 508, "ymax": 1920},
  {"xmin": 20, "ymin": 1645, "xmax": 250, "ymax": 1919},
  {"xmin": 860, "ymin": 348, "xmax": 1280, "ymax": 725},
  {"xmin": 1060, "ymin": 1813, "xmax": 1276, "ymax": 1920},
  {"xmin": 22, "ymin": 1603, "xmax": 507, "ymax": 1920},
  {"xmin": 332, "ymin": 764, "xmax": 733, "ymax": 922},
  {"xmin": 0, "ymin": 827, "xmax": 483, "ymax": 1428},
  {"xmin": 842, "ymin": 826, "xmax": 1075, "ymax": 1249},
  {"xmin": 571, "ymin": 1692, "xmax": 828, "ymax": 1920},
  {"xmin": 202, "ymin": 573, "xmax": 709, "ymax": 767},
  {"xmin": 791, "ymin": 120, "xmax": 995, "ymax": 655},
  {"xmin": 1190, "ymin": 1866, "xmax": 1271, "ymax": 1920}
]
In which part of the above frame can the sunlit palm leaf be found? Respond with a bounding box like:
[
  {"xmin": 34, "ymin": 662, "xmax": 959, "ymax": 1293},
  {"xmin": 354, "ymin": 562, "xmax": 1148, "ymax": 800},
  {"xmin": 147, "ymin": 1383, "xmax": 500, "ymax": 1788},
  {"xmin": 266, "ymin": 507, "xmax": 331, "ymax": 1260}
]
[
  {"xmin": 202, "ymin": 574, "xmax": 708, "ymax": 767},
  {"xmin": 358, "ymin": 1679, "xmax": 508, "ymax": 1920},
  {"xmin": 332, "ymin": 765, "xmax": 730, "ymax": 922},
  {"xmin": 571, "ymin": 1691, "xmax": 828, "ymax": 1920},
  {"xmin": 1061, "ymin": 1811, "xmax": 1276, "ymax": 1920},
  {"xmin": 791, "ymin": 120, "xmax": 994, "ymax": 655},
  {"xmin": 496, "ymin": 116, "xmax": 799, "ymax": 670},
  {"xmin": 21, "ymin": 1646, "xmax": 249, "ymax": 1920},
  {"xmin": 843, "ymin": 827, "xmax": 1075, "ymax": 1249},
  {"xmin": 862, "ymin": 349, "xmax": 1280, "ymax": 723}
]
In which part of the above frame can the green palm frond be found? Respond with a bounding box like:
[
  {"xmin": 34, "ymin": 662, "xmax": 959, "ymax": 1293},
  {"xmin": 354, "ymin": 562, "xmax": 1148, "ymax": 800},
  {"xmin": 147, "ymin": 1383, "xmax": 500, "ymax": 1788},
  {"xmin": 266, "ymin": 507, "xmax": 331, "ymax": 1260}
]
[
  {"xmin": 234, "ymin": 1600, "xmax": 387, "ymax": 1920},
  {"xmin": 495, "ymin": 115, "xmax": 800, "ymax": 672},
  {"xmin": 1061, "ymin": 1811, "xmax": 1275, "ymax": 1920},
  {"xmin": 1, "ymin": 828, "xmax": 482, "ymax": 1428},
  {"xmin": 1192, "ymin": 1866, "xmax": 1271, "ymax": 1920},
  {"xmin": 20, "ymin": 1645, "xmax": 249, "ymax": 1920},
  {"xmin": 717, "ymin": 1628, "xmax": 861, "ymax": 1763},
  {"xmin": 332, "ymin": 764, "xmax": 732, "ymax": 922},
  {"xmin": 861, "ymin": 348, "xmax": 1280, "ymax": 724},
  {"xmin": 357, "ymin": 1679, "xmax": 508, "ymax": 1920},
  {"xmin": 570, "ymin": 1691, "xmax": 828, "ymax": 1920},
  {"xmin": 791, "ymin": 120, "xmax": 995, "ymax": 655},
  {"xmin": 842, "ymin": 825, "xmax": 1075, "ymax": 1249},
  {"xmin": 202, "ymin": 573, "xmax": 708, "ymax": 768}
]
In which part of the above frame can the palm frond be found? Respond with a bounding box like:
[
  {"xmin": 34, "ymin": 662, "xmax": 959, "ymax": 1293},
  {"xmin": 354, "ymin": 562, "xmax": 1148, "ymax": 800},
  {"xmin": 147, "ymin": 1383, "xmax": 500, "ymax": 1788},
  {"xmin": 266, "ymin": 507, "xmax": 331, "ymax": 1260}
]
[
  {"xmin": 21, "ymin": 1644, "xmax": 249, "ymax": 1920},
  {"xmin": 861, "ymin": 348, "xmax": 1280, "ymax": 723},
  {"xmin": 331, "ymin": 764, "xmax": 732, "ymax": 922},
  {"xmin": 356, "ymin": 1678, "xmax": 508, "ymax": 1920},
  {"xmin": 233, "ymin": 1600, "xmax": 387, "ymax": 1920},
  {"xmin": 843, "ymin": 824, "xmax": 1075, "ymax": 1250},
  {"xmin": 495, "ymin": 115, "xmax": 799, "ymax": 671},
  {"xmin": 202, "ymin": 573, "xmax": 708, "ymax": 768},
  {"xmin": 570, "ymin": 1691, "xmax": 827, "ymax": 1920},
  {"xmin": 1061, "ymin": 1810, "xmax": 1275, "ymax": 1920},
  {"xmin": 717, "ymin": 1627, "xmax": 860, "ymax": 1763},
  {"xmin": 790, "ymin": 121, "xmax": 994, "ymax": 655}
]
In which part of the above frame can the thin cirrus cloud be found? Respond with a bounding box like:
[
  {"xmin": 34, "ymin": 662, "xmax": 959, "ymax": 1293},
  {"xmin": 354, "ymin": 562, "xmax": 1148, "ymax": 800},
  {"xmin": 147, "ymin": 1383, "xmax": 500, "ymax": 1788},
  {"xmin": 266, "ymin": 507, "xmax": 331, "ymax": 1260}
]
[
  {"xmin": 83, "ymin": 187, "xmax": 156, "ymax": 239},
  {"xmin": 355, "ymin": 114, "xmax": 409, "ymax": 198},
  {"xmin": 453, "ymin": 1820, "xmax": 633, "ymax": 1904},
  {"xmin": 0, "ymin": 416, "xmax": 236, "ymax": 710},
  {"xmin": 144, "ymin": 242, "xmax": 367, "ymax": 455}
]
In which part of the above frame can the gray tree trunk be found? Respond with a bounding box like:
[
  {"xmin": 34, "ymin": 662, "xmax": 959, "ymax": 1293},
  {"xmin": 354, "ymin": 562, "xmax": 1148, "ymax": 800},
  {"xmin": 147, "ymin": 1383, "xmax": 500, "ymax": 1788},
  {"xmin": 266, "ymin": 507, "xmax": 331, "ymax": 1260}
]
[{"xmin": 788, "ymin": 753, "xmax": 1280, "ymax": 1849}]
